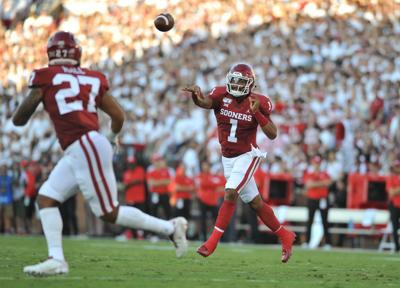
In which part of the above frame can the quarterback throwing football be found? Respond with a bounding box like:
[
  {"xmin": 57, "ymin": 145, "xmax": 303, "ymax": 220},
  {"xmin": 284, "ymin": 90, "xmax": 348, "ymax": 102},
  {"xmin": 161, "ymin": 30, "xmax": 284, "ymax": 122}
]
[
  {"xmin": 13, "ymin": 31, "xmax": 188, "ymax": 276},
  {"xmin": 183, "ymin": 63, "xmax": 295, "ymax": 262}
]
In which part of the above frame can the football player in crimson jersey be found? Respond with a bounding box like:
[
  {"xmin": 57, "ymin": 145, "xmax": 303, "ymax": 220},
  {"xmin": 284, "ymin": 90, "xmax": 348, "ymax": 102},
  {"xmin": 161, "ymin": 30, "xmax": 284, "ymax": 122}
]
[
  {"xmin": 183, "ymin": 63, "xmax": 295, "ymax": 262},
  {"xmin": 13, "ymin": 31, "xmax": 188, "ymax": 276}
]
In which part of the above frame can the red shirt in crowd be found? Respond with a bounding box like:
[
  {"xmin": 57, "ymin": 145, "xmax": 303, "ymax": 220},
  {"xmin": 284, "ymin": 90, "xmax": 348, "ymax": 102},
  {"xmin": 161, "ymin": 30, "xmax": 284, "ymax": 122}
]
[
  {"xmin": 304, "ymin": 171, "xmax": 331, "ymax": 199},
  {"xmin": 24, "ymin": 170, "xmax": 37, "ymax": 198},
  {"xmin": 196, "ymin": 172, "xmax": 221, "ymax": 206},
  {"xmin": 123, "ymin": 166, "xmax": 146, "ymax": 204},
  {"xmin": 370, "ymin": 96, "xmax": 384, "ymax": 120},
  {"xmin": 147, "ymin": 167, "xmax": 172, "ymax": 194},
  {"xmin": 386, "ymin": 174, "xmax": 400, "ymax": 208},
  {"xmin": 175, "ymin": 174, "xmax": 195, "ymax": 200}
]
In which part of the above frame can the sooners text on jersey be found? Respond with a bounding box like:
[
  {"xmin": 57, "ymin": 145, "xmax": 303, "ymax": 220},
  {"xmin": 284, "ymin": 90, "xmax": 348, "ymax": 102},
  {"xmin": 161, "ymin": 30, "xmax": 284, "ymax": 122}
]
[
  {"xmin": 209, "ymin": 86, "xmax": 273, "ymax": 158},
  {"xmin": 28, "ymin": 65, "xmax": 109, "ymax": 150}
]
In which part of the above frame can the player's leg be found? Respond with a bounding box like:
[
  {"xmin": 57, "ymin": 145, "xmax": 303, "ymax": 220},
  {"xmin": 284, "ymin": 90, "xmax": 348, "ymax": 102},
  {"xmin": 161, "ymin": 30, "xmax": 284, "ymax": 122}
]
[
  {"xmin": 197, "ymin": 188, "xmax": 238, "ymax": 257},
  {"xmin": 247, "ymin": 193, "xmax": 280, "ymax": 231},
  {"xmin": 77, "ymin": 132, "xmax": 176, "ymax": 235},
  {"xmin": 23, "ymin": 155, "xmax": 78, "ymax": 276},
  {"xmin": 101, "ymin": 206, "xmax": 187, "ymax": 257},
  {"xmin": 246, "ymin": 181, "xmax": 296, "ymax": 263},
  {"xmin": 77, "ymin": 132, "xmax": 188, "ymax": 257},
  {"xmin": 197, "ymin": 154, "xmax": 257, "ymax": 257}
]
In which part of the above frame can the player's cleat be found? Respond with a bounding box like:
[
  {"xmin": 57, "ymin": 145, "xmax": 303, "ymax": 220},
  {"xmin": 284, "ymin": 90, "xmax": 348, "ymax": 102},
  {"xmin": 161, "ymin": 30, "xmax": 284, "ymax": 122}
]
[
  {"xmin": 276, "ymin": 226, "xmax": 296, "ymax": 263},
  {"xmin": 169, "ymin": 217, "xmax": 188, "ymax": 258},
  {"xmin": 197, "ymin": 244, "xmax": 211, "ymax": 257},
  {"xmin": 196, "ymin": 228, "xmax": 223, "ymax": 257},
  {"xmin": 23, "ymin": 258, "xmax": 69, "ymax": 276}
]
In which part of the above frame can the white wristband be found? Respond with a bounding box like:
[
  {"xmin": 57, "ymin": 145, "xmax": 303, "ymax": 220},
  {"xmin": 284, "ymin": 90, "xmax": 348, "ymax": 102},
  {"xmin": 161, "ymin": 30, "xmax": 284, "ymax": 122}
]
[{"xmin": 108, "ymin": 132, "xmax": 118, "ymax": 144}]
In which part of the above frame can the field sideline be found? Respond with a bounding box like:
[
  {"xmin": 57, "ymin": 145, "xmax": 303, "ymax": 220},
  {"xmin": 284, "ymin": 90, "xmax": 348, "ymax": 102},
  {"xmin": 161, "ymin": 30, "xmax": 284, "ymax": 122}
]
[{"xmin": 0, "ymin": 236, "xmax": 399, "ymax": 288}]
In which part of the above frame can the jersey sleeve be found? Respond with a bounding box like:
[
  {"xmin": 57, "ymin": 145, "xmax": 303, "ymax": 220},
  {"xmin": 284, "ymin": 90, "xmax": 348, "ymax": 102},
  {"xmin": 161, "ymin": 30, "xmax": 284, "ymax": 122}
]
[
  {"xmin": 259, "ymin": 96, "xmax": 273, "ymax": 116},
  {"xmin": 208, "ymin": 86, "xmax": 225, "ymax": 109},
  {"xmin": 28, "ymin": 69, "xmax": 49, "ymax": 89},
  {"xmin": 95, "ymin": 72, "xmax": 110, "ymax": 106},
  {"xmin": 99, "ymin": 73, "xmax": 110, "ymax": 95}
]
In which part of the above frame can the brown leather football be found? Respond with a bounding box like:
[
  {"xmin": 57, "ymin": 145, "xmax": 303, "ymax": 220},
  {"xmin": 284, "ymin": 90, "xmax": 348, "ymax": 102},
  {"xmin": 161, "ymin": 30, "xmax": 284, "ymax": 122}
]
[{"xmin": 154, "ymin": 13, "xmax": 174, "ymax": 32}]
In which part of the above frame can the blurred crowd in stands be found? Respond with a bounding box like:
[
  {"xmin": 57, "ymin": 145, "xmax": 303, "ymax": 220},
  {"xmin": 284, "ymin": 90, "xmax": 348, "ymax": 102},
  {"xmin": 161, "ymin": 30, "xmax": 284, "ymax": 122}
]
[{"xmin": 0, "ymin": 0, "xmax": 399, "ymax": 244}]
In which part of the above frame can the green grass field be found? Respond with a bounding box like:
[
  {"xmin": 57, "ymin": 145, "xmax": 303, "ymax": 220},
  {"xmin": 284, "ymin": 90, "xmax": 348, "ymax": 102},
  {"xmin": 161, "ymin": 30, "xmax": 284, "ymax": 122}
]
[{"xmin": 0, "ymin": 236, "xmax": 399, "ymax": 288}]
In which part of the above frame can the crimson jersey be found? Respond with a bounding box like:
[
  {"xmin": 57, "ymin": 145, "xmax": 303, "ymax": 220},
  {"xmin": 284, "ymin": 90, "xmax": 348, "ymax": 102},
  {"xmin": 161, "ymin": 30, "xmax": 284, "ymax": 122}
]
[
  {"xmin": 28, "ymin": 65, "xmax": 109, "ymax": 150},
  {"xmin": 209, "ymin": 86, "xmax": 273, "ymax": 158}
]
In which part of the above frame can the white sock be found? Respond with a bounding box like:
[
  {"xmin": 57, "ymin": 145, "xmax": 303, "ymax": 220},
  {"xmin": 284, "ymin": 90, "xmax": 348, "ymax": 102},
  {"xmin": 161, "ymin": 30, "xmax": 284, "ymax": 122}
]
[
  {"xmin": 116, "ymin": 206, "xmax": 174, "ymax": 236},
  {"xmin": 39, "ymin": 208, "xmax": 65, "ymax": 261}
]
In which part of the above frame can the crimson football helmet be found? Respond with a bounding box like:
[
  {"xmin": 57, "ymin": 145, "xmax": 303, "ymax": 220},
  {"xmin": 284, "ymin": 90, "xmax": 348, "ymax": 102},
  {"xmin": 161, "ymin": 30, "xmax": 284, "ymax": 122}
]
[
  {"xmin": 47, "ymin": 31, "xmax": 82, "ymax": 66},
  {"xmin": 226, "ymin": 63, "xmax": 255, "ymax": 97}
]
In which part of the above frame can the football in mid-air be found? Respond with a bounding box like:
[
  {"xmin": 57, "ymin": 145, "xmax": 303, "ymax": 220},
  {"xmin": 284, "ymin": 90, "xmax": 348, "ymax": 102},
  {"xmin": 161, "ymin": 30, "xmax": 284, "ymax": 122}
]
[{"xmin": 154, "ymin": 13, "xmax": 175, "ymax": 32}]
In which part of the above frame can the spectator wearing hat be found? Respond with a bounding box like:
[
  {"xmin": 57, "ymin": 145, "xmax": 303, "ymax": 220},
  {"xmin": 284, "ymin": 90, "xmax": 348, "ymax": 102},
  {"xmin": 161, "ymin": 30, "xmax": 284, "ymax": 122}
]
[
  {"xmin": 173, "ymin": 162, "xmax": 195, "ymax": 220},
  {"xmin": 304, "ymin": 155, "xmax": 332, "ymax": 248},
  {"xmin": 119, "ymin": 156, "xmax": 147, "ymax": 240},
  {"xmin": 147, "ymin": 154, "xmax": 173, "ymax": 219},
  {"xmin": 386, "ymin": 160, "xmax": 400, "ymax": 252}
]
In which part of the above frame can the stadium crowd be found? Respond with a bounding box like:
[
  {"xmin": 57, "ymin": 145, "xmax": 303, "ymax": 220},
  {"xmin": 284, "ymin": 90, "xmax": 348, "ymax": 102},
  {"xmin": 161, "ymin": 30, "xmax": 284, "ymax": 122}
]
[{"xmin": 0, "ymin": 0, "xmax": 399, "ymax": 245}]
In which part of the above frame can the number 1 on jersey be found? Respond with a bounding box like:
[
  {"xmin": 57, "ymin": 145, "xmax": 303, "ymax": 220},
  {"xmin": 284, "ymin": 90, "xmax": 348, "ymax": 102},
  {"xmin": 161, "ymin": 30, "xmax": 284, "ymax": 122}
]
[{"xmin": 227, "ymin": 119, "xmax": 238, "ymax": 143}]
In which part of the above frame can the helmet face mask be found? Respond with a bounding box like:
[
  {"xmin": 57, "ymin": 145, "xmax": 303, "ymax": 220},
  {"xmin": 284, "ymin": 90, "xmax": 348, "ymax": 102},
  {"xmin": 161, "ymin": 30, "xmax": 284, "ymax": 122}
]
[
  {"xmin": 47, "ymin": 31, "xmax": 82, "ymax": 66},
  {"xmin": 226, "ymin": 64, "xmax": 255, "ymax": 97}
]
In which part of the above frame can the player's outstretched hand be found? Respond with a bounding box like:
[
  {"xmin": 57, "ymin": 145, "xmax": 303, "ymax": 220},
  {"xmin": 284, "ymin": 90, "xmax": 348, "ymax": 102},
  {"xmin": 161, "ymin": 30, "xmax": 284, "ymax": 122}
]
[
  {"xmin": 182, "ymin": 85, "xmax": 203, "ymax": 99},
  {"xmin": 249, "ymin": 96, "xmax": 260, "ymax": 114}
]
